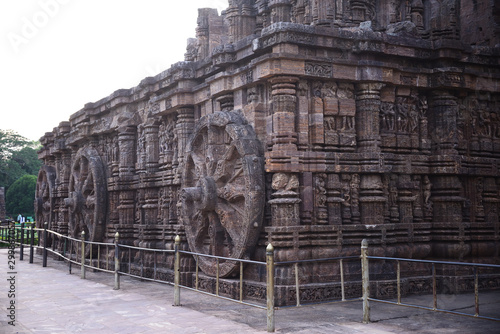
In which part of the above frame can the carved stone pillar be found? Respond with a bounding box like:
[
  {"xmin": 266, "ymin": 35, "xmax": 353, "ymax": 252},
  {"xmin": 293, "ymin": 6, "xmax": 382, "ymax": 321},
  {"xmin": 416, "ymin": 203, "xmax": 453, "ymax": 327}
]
[
  {"xmin": 270, "ymin": 76, "xmax": 298, "ymax": 152},
  {"xmin": 431, "ymin": 175, "xmax": 467, "ymax": 259},
  {"xmin": 144, "ymin": 121, "xmax": 160, "ymax": 173},
  {"xmin": 174, "ymin": 107, "xmax": 195, "ymax": 182},
  {"xmin": 143, "ymin": 189, "xmax": 159, "ymax": 225},
  {"xmin": 327, "ymin": 174, "xmax": 343, "ymax": 225},
  {"xmin": 431, "ymin": 176, "xmax": 463, "ymax": 223},
  {"xmin": 118, "ymin": 190, "xmax": 135, "ymax": 240},
  {"xmin": 216, "ymin": 93, "xmax": 234, "ymax": 112},
  {"xmin": 226, "ymin": 1, "xmax": 256, "ymax": 43},
  {"xmin": 269, "ymin": 173, "xmax": 301, "ymax": 226},
  {"xmin": 398, "ymin": 175, "xmax": 415, "ymax": 224},
  {"xmin": 359, "ymin": 174, "xmax": 386, "ymax": 225},
  {"xmin": 483, "ymin": 178, "xmax": 499, "ymax": 223},
  {"xmin": 118, "ymin": 126, "xmax": 136, "ymax": 177},
  {"xmin": 350, "ymin": 0, "xmax": 376, "ymax": 24},
  {"xmin": 117, "ymin": 126, "xmax": 136, "ymax": 236},
  {"xmin": 314, "ymin": 173, "xmax": 328, "ymax": 224},
  {"xmin": 312, "ymin": 0, "xmax": 334, "ymax": 27},
  {"xmin": 355, "ymin": 83, "xmax": 384, "ymax": 153},
  {"xmin": 269, "ymin": 0, "xmax": 292, "ymax": 23},
  {"xmin": 429, "ymin": 91, "xmax": 458, "ymax": 154}
]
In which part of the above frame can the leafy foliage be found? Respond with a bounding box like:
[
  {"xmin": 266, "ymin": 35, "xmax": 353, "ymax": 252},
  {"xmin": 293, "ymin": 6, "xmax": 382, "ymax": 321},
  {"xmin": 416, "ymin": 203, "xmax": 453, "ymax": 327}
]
[
  {"xmin": 0, "ymin": 129, "xmax": 41, "ymax": 217},
  {"xmin": 6, "ymin": 174, "xmax": 37, "ymax": 217},
  {"xmin": 0, "ymin": 130, "xmax": 41, "ymax": 191},
  {"xmin": 0, "ymin": 129, "xmax": 31, "ymax": 160}
]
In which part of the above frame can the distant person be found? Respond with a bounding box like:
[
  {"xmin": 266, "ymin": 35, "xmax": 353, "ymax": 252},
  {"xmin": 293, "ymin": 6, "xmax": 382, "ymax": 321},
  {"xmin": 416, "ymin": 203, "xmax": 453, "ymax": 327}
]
[{"xmin": 17, "ymin": 213, "xmax": 22, "ymax": 222}]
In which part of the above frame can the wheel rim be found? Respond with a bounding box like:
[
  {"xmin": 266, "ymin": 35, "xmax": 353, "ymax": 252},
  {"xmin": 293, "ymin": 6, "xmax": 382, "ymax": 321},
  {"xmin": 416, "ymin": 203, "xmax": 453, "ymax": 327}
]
[
  {"xmin": 65, "ymin": 147, "xmax": 107, "ymax": 244},
  {"xmin": 35, "ymin": 165, "xmax": 56, "ymax": 227},
  {"xmin": 181, "ymin": 111, "xmax": 265, "ymax": 277}
]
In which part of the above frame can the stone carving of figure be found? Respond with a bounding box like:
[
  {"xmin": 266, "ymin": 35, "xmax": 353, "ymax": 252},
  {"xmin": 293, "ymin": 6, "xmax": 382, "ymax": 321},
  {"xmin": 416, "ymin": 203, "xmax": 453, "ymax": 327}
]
[
  {"xmin": 272, "ymin": 173, "xmax": 299, "ymax": 194},
  {"xmin": 350, "ymin": 173, "xmax": 360, "ymax": 218},
  {"xmin": 423, "ymin": 175, "xmax": 431, "ymax": 205},
  {"xmin": 396, "ymin": 97, "xmax": 410, "ymax": 132},
  {"xmin": 409, "ymin": 103, "xmax": 419, "ymax": 133},
  {"xmin": 491, "ymin": 111, "xmax": 500, "ymax": 139},
  {"xmin": 159, "ymin": 122, "xmax": 167, "ymax": 155},
  {"xmin": 158, "ymin": 188, "xmax": 169, "ymax": 224},
  {"xmin": 337, "ymin": 83, "xmax": 354, "ymax": 99},
  {"xmin": 315, "ymin": 173, "xmax": 327, "ymax": 207},
  {"xmin": 341, "ymin": 115, "xmax": 354, "ymax": 131},
  {"xmin": 325, "ymin": 117, "xmax": 336, "ymax": 130},
  {"xmin": 418, "ymin": 95, "xmax": 428, "ymax": 117},
  {"xmin": 422, "ymin": 175, "xmax": 433, "ymax": 219},
  {"xmin": 247, "ymin": 86, "xmax": 258, "ymax": 103},
  {"xmin": 478, "ymin": 105, "xmax": 492, "ymax": 137},
  {"xmin": 389, "ymin": 0, "xmax": 401, "ymax": 24},
  {"xmin": 137, "ymin": 124, "xmax": 146, "ymax": 171},
  {"xmin": 380, "ymin": 102, "xmax": 395, "ymax": 131}
]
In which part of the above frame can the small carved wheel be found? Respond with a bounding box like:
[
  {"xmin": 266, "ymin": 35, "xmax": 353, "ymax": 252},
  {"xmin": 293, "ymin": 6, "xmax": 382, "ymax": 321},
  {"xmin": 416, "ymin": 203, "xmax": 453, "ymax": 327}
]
[
  {"xmin": 65, "ymin": 147, "xmax": 107, "ymax": 245},
  {"xmin": 35, "ymin": 165, "xmax": 56, "ymax": 228},
  {"xmin": 181, "ymin": 111, "xmax": 265, "ymax": 278}
]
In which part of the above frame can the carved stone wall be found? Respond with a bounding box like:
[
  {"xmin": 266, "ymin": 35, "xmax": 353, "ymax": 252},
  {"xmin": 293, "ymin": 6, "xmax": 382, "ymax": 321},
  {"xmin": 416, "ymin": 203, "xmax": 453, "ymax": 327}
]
[{"xmin": 37, "ymin": 0, "xmax": 500, "ymax": 305}]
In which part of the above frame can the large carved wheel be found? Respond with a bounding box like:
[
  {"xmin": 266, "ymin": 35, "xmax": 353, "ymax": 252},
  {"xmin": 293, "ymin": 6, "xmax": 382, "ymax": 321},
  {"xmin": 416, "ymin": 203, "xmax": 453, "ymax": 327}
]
[
  {"xmin": 35, "ymin": 165, "xmax": 56, "ymax": 228},
  {"xmin": 181, "ymin": 111, "xmax": 265, "ymax": 278},
  {"xmin": 64, "ymin": 147, "xmax": 107, "ymax": 244}
]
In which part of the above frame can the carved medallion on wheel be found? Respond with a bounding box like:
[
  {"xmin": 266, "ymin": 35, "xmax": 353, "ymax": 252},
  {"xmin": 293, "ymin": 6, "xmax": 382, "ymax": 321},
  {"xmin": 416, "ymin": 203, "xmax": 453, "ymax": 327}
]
[
  {"xmin": 35, "ymin": 165, "xmax": 56, "ymax": 227},
  {"xmin": 64, "ymin": 147, "xmax": 107, "ymax": 244},
  {"xmin": 181, "ymin": 111, "xmax": 265, "ymax": 278}
]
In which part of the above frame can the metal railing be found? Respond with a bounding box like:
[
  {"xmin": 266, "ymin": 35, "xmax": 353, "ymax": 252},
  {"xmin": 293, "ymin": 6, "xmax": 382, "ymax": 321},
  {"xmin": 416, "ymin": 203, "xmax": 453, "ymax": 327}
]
[
  {"xmin": 362, "ymin": 243, "xmax": 500, "ymax": 322},
  {"xmin": 2, "ymin": 223, "xmax": 499, "ymax": 331},
  {"xmin": 275, "ymin": 255, "xmax": 362, "ymax": 308}
]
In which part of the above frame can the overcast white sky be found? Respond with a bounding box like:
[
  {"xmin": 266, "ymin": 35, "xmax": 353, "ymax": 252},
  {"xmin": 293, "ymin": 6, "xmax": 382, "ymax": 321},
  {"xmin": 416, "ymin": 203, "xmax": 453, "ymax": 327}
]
[{"xmin": 1, "ymin": 0, "xmax": 228, "ymax": 141}]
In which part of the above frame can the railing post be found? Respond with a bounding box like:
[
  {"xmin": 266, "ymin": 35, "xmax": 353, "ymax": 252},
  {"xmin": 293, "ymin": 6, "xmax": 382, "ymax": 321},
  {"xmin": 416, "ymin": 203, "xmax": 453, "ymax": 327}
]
[
  {"xmin": 20, "ymin": 222, "xmax": 24, "ymax": 261},
  {"xmin": 114, "ymin": 232, "xmax": 120, "ymax": 290},
  {"xmin": 266, "ymin": 243, "xmax": 275, "ymax": 333},
  {"xmin": 361, "ymin": 239, "xmax": 370, "ymax": 324},
  {"xmin": 174, "ymin": 235, "xmax": 181, "ymax": 306},
  {"xmin": 81, "ymin": 231, "xmax": 86, "ymax": 279},
  {"xmin": 474, "ymin": 267, "xmax": 479, "ymax": 317},
  {"xmin": 432, "ymin": 262, "xmax": 437, "ymax": 310},
  {"xmin": 294, "ymin": 262, "xmax": 300, "ymax": 306},
  {"xmin": 29, "ymin": 224, "xmax": 34, "ymax": 263},
  {"xmin": 397, "ymin": 260, "xmax": 401, "ymax": 304},
  {"xmin": 42, "ymin": 222, "xmax": 48, "ymax": 267}
]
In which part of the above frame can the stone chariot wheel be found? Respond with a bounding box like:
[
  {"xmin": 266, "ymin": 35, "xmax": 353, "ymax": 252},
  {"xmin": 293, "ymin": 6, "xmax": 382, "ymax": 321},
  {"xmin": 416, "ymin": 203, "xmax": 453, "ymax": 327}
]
[
  {"xmin": 35, "ymin": 165, "xmax": 56, "ymax": 245},
  {"xmin": 64, "ymin": 147, "xmax": 107, "ymax": 248},
  {"xmin": 181, "ymin": 111, "xmax": 265, "ymax": 278}
]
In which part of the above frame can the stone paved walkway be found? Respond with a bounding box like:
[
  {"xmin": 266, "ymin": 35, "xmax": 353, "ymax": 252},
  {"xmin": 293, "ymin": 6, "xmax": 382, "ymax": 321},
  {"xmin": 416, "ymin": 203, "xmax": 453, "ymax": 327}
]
[{"xmin": 1, "ymin": 248, "xmax": 499, "ymax": 333}]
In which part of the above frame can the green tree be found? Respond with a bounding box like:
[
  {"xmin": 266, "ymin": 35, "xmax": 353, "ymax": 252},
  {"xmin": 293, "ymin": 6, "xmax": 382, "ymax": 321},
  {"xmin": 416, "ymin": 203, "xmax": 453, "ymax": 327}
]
[
  {"xmin": 6, "ymin": 174, "xmax": 37, "ymax": 217},
  {"xmin": 0, "ymin": 129, "xmax": 30, "ymax": 160},
  {"xmin": 0, "ymin": 129, "xmax": 41, "ymax": 191}
]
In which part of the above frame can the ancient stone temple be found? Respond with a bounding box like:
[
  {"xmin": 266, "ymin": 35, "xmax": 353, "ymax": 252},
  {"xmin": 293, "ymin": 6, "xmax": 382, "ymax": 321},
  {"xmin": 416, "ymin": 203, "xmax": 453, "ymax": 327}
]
[{"xmin": 37, "ymin": 1, "xmax": 500, "ymax": 305}]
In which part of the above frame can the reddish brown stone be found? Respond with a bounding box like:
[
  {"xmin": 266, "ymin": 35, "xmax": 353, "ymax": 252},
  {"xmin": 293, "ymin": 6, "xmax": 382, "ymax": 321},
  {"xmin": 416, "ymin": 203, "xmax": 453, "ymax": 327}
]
[{"xmin": 36, "ymin": 1, "xmax": 500, "ymax": 305}]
